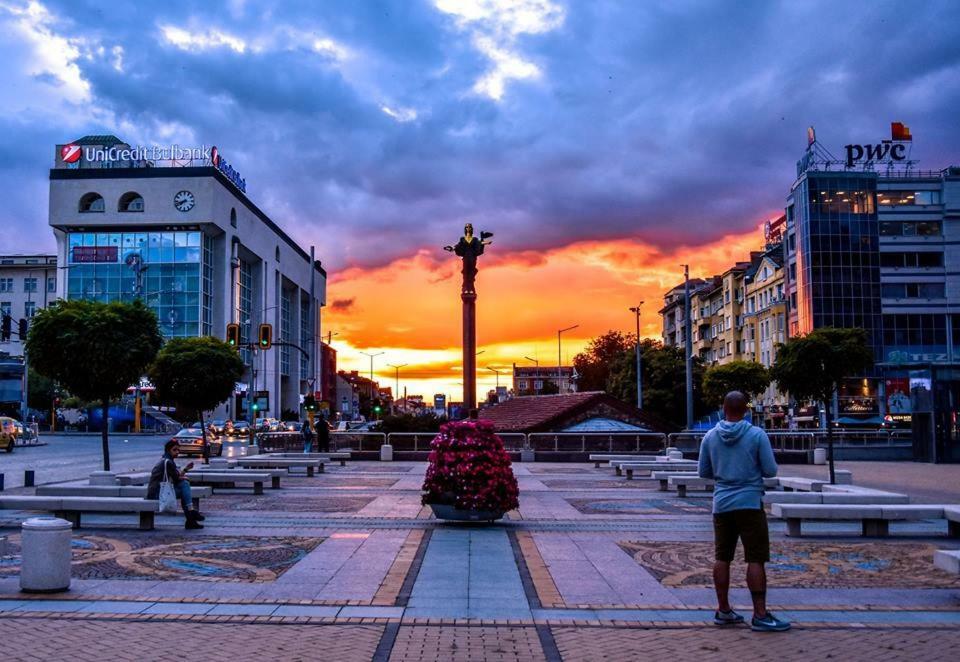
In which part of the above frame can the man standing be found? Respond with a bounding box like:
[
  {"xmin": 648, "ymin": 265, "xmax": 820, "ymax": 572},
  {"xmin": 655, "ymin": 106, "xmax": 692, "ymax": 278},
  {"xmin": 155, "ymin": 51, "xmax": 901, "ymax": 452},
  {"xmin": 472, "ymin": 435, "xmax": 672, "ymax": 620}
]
[{"xmin": 698, "ymin": 391, "xmax": 790, "ymax": 632}]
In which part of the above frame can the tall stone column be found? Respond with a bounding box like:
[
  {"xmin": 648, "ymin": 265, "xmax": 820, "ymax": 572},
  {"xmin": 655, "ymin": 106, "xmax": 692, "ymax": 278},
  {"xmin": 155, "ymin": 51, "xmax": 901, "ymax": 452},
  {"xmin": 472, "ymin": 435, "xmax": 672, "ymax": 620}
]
[{"xmin": 462, "ymin": 291, "xmax": 477, "ymax": 411}]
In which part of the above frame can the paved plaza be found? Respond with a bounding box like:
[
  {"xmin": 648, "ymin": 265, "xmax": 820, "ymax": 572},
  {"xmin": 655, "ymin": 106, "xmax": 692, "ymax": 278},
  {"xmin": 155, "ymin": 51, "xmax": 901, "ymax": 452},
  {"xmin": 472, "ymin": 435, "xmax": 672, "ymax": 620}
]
[{"xmin": 1, "ymin": 457, "xmax": 959, "ymax": 660}]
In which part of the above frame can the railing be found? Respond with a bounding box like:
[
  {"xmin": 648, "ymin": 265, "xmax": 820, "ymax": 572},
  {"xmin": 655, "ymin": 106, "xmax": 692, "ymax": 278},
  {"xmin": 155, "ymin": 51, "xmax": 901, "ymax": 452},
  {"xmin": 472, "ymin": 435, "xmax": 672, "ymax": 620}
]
[
  {"xmin": 330, "ymin": 432, "xmax": 387, "ymax": 452},
  {"xmin": 809, "ymin": 429, "xmax": 912, "ymax": 448},
  {"xmin": 257, "ymin": 431, "xmax": 303, "ymax": 452},
  {"xmin": 669, "ymin": 431, "xmax": 816, "ymax": 452},
  {"xmin": 526, "ymin": 433, "xmax": 667, "ymax": 453}
]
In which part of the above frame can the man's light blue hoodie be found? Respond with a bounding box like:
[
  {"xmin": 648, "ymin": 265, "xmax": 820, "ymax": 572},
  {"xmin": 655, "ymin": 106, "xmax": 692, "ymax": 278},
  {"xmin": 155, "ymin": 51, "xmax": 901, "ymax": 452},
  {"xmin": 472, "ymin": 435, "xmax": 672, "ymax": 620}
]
[{"xmin": 698, "ymin": 418, "xmax": 778, "ymax": 514}]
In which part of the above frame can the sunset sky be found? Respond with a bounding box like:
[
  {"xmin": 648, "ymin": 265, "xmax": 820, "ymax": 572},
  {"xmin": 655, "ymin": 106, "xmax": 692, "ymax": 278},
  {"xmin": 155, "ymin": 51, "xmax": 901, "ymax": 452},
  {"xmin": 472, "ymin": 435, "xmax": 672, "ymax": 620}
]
[{"xmin": 3, "ymin": 0, "xmax": 960, "ymax": 400}]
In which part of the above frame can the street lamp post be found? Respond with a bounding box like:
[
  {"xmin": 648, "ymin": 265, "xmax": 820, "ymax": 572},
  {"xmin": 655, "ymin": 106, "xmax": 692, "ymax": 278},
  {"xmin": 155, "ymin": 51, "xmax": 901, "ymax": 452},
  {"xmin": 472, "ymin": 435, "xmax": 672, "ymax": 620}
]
[
  {"xmin": 360, "ymin": 351, "xmax": 384, "ymax": 415},
  {"xmin": 486, "ymin": 366, "xmax": 502, "ymax": 388},
  {"xmin": 387, "ymin": 363, "xmax": 407, "ymax": 412},
  {"xmin": 683, "ymin": 265, "xmax": 693, "ymax": 430},
  {"xmin": 557, "ymin": 325, "xmax": 579, "ymax": 394},
  {"xmin": 523, "ymin": 356, "xmax": 538, "ymax": 367},
  {"xmin": 629, "ymin": 302, "xmax": 644, "ymax": 409}
]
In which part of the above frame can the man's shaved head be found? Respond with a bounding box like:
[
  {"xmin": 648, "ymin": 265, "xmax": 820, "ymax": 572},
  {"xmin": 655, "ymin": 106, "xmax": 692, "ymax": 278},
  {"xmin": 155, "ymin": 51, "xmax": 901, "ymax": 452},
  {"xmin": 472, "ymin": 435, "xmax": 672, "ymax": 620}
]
[{"xmin": 723, "ymin": 391, "xmax": 749, "ymax": 421}]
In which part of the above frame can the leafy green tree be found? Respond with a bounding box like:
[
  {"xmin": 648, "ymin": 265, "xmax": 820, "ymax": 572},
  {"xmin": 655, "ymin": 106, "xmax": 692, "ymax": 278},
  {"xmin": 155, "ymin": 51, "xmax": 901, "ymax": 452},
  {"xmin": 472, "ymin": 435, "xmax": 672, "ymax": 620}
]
[
  {"xmin": 770, "ymin": 327, "xmax": 874, "ymax": 483},
  {"xmin": 607, "ymin": 340, "xmax": 707, "ymax": 427},
  {"xmin": 573, "ymin": 330, "xmax": 634, "ymax": 392},
  {"xmin": 149, "ymin": 336, "xmax": 245, "ymax": 462},
  {"xmin": 539, "ymin": 380, "xmax": 560, "ymax": 395},
  {"xmin": 377, "ymin": 411, "xmax": 446, "ymax": 434},
  {"xmin": 26, "ymin": 300, "xmax": 162, "ymax": 470},
  {"xmin": 702, "ymin": 361, "xmax": 771, "ymax": 409},
  {"xmin": 27, "ymin": 367, "xmax": 56, "ymax": 415}
]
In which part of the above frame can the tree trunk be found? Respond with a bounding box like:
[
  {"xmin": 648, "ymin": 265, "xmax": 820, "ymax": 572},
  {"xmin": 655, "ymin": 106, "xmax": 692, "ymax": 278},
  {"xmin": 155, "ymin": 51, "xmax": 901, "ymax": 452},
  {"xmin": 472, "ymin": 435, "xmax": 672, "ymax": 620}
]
[
  {"xmin": 101, "ymin": 398, "xmax": 111, "ymax": 471},
  {"xmin": 825, "ymin": 395, "xmax": 836, "ymax": 484},
  {"xmin": 199, "ymin": 408, "xmax": 210, "ymax": 464}
]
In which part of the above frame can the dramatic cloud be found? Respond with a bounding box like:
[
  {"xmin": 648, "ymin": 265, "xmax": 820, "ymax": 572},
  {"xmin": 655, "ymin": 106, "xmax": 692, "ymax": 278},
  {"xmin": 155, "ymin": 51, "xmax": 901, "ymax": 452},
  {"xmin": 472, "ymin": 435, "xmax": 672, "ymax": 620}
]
[{"xmin": 329, "ymin": 298, "xmax": 356, "ymax": 313}]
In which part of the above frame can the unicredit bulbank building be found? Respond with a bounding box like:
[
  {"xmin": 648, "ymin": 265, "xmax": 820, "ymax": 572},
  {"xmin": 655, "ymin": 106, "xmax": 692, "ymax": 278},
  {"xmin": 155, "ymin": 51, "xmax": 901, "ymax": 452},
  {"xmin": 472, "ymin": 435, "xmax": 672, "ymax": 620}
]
[{"xmin": 48, "ymin": 135, "xmax": 326, "ymax": 421}]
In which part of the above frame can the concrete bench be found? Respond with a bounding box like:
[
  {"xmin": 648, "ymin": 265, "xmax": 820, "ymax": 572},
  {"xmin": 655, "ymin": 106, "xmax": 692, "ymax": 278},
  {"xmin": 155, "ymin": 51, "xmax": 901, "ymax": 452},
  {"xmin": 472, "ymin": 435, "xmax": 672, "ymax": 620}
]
[
  {"xmin": 667, "ymin": 475, "xmax": 714, "ymax": 497},
  {"xmin": 236, "ymin": 457, "xmax": 324, "ymax": 476},
  {"xmin": 0, "ymin": 495, "xmax": 159, "ymax": 530},
  {"xmin": 191, "ymin": 469, "xmax": 284, "ymax": 490},
  {"xmin": 36, "ymin": 485, "xmax": 212, "ymax": 509},
  {"xmin": 778, "ymin": 477, "xmax": 827, "ymax": 492},
  {"xmin": 763, "ymin": 491, "xmax": 910, "ymax": 505},
  {"xmin": 590, "ymin": 454, "xmax": 660, "ymax": 469},
  {"xmin": 650, "ymin": 471, "xmax": 698, "ymax": 491},
  {"xmin": 267, "ymin": 452, "xmax": 350, "ymax": 467},
  {"xmin": 934, "ymin": 549, "xmax": 960, "ymax": 574},
  {"xmin": 771, "ymin": 503, "xmax": 960, "ymax": 537},
  {"xmin": 621, "ymin": 461, "xmax": 698, "ymax": 480},
  {"xmin": 186, "ymin": 472, "xmax": 272, "ymax": 495}
]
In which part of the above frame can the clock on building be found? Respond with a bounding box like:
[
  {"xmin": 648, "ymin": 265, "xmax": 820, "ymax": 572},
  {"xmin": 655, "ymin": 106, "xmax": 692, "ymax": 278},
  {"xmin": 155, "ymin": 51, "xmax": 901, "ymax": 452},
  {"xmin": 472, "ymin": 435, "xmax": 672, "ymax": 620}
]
[{"xmin": 174, "ymin": 190, "xmax": 195, "ymax": 212}]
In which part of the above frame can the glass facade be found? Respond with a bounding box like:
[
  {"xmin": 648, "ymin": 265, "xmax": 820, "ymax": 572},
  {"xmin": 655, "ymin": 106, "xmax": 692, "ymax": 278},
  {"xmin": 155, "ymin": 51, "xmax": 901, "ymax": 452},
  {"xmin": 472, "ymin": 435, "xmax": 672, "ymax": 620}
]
[
  {"xmin": 236, "ymin": 258, "xmax": 253, "ymax": 364},
  {"xmin": 794, "ymin": 173, "xmax": 883, "ymax": 358},
  {"xmin": 300, "ymin": 297, "xmax": 310, "ymax": 379},
  {"xmin": 280, "ymin": 288, "xmax": 292, "ymax": 377},
  {"xmin": 65, "ymin": 230, "xmax": 208, "ymax": 338}
]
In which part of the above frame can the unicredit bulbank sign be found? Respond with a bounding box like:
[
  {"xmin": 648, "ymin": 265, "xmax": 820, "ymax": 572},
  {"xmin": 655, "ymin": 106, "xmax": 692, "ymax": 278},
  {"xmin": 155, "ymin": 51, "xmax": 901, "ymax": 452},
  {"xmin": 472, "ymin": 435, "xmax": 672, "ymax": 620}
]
[{"xmin": 57, "ymin": 141, "xmax": 247, "ymax": 193}]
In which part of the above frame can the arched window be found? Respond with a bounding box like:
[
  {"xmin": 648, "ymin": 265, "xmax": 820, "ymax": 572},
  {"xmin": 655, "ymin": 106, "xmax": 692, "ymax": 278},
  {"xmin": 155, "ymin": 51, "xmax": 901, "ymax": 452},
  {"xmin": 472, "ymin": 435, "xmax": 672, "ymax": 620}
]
[
  {"xmin": 230, "ymin": 208, "xmax": 237, "ymax": 228},
  {"xmin": 79, "ymin": 192, "xmax": 104, "ymax": 213},
  {"xmin": 118, "ymin": 191, "xmax": 144, "ymax": 212}
]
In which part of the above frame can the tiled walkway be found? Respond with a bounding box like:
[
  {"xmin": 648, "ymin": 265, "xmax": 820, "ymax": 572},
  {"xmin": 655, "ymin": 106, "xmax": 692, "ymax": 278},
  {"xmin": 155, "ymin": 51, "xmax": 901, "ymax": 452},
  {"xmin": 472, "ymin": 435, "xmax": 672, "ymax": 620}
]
[{"xmin": 1, "ymin": 459, "xmax": 959, "ymax": 660}]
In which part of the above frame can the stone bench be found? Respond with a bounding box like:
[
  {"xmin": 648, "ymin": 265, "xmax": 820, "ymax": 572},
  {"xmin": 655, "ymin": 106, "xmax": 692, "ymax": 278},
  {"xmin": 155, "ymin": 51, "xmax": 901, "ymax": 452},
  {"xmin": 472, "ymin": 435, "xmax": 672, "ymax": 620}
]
[
  {"xmin": 191, "ymin": 469, "xmax": 284, "ymax": 490},
  {"xmin": 771, "ymin": 503, "xmax": 960, "ymax": 537},
  {"xmin": 186, "ymin": 472, "xmax": 272, "ymax": 495},
  {"xmin": 621, "ymin": 461, "xmax": 698, "ymax": 480},
  {"xmin": 934, "ymin": 549, "xmax": 960, "ymax": 574},
  {"xmin": 36, "ymin": 485, "xmax": 212, "ymax": 509},
  {"xmin": 590, "ymin": 454, "xmax": 660, "ymax": 469},
  {"xmin": 236, "ymin": 457, "xmax": 323, "ymax": 476},
  {"xmin": 267, "ymin": 452, "xmax": 350, "ymax": 467},
  {"xmin": 0, "ymin": 495, "xmax": 159, "ymax": 530},
  {"xmin": 778, "ymin": 477, "xmax": 827, "ymax": 492},
  {"xmin": 763, "ymin": 491, "xmax": 910, "ymax": 505},
  {"xmin": 667, "ymin": 475, "xmax": 714, "ymax": 497},
  {"xmin": 651, "ymin": 471, "xmax": 698, "ymax": 491}
]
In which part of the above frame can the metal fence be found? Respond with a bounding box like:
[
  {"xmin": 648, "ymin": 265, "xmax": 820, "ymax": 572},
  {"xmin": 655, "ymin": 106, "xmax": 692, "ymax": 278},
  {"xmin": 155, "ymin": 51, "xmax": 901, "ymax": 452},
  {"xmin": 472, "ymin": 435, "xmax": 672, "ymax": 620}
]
[
  {"xmin": 526, "ymin": 432, "xmax": 667, "ymax": 453},
  {"xmin": 257, "ymin": 431, "xmax": 304, "ymax": 452},
  {"xmin": 330, "ymin": 432, "xmax": 387, "ymax": 452},
  {"xmin": 668, "ymin": 431, "xmax": 817, "ymax": 452}
]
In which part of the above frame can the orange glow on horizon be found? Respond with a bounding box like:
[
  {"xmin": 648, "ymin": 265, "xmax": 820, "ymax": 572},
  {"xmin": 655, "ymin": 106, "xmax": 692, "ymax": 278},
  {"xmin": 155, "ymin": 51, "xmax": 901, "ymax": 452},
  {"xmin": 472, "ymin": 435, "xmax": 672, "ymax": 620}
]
[{"xmin": 326, "ymin": 226, "xmax": 768, "ymax": 402}]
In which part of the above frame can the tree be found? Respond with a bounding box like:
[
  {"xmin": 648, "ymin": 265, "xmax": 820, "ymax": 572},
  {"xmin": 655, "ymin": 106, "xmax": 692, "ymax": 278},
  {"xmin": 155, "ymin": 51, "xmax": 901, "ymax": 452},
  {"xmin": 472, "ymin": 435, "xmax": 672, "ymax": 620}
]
[
  {"xmin": 378, "ymin": 411, "xmax": 446, "ymax": 434},
  {"xmin": 770, "ymin": 327, "xmax": 874, "ymax": 483},
  {"xmin": 26, "ymin": 299, "xmax": 162, "ymax": 470},
  {"xmin": 149, "ymin": 336, "xmax": 245, "ymax": 463},
  {"xmin": 608, "ymin": 340, "xmax": 707, "ymax": 428},
  {"xmin": 702, "ymin": 361, "xmax": 771, "ymax": 410},
  {"xmin": 27, "ymin": 367, "xmax": 57, "ymax": 416},
  {"xmin": 573, "ymin": 330, "xmax": 634, "ymax": 392}
]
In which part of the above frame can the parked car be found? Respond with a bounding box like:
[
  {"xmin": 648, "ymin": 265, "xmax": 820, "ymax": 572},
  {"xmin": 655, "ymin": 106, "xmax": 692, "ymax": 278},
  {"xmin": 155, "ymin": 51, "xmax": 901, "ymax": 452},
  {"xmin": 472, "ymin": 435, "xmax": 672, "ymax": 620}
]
[
  {"xmin": 169, "ymin": 428, "xmax": 223, "ymax": 457},
  {"xmin": 283, "ymin": 421, "xmax": 302, "ymax": 432},
  {"xmin": 229, "ymin": 420, "xmax": 250, "ymax": 438},
  {"xmin": 0, "ymin": 416, "xmax": 17, "ymax": 452}
]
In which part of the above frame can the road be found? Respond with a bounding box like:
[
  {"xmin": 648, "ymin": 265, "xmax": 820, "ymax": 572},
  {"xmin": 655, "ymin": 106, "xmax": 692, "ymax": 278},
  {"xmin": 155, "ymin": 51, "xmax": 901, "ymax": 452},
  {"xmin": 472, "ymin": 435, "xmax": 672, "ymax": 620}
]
[{"xmin": 0, "ymin": 434, "xmax": 246, "ymax": 489}]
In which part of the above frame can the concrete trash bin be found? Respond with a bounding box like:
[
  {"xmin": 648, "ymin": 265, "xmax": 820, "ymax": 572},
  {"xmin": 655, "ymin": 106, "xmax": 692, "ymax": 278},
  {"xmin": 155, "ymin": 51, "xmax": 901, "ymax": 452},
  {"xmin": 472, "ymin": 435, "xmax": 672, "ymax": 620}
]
[
  {"xmin": 667, "ymin": 450, "xmax": 684, "ymax": 460},
  {"xmin": 813, "ymin": 447, "xmax": 827, "ymax": 465},
  {"xmin": 20, "ymin": 517, "xmax": 72, "ymax": 593},
  {"xmin": 380, "ymin": 444, "xmax": 393, "ymax": 462}
]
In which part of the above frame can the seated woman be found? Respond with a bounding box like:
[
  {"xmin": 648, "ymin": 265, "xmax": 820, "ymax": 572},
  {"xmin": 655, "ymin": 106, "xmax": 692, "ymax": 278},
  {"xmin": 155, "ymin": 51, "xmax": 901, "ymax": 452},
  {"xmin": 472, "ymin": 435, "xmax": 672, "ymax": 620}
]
[{"xmin": 147, "ymin": 439, "xmax": 205, "ymax": 529}]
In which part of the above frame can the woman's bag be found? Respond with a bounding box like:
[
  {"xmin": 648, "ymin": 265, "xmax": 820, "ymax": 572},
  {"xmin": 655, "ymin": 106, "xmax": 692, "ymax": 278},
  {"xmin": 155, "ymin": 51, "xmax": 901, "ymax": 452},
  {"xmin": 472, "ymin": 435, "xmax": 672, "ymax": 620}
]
[{"xmin": 158, "ymin": 460, "xmax": 179, "ymax": 513}]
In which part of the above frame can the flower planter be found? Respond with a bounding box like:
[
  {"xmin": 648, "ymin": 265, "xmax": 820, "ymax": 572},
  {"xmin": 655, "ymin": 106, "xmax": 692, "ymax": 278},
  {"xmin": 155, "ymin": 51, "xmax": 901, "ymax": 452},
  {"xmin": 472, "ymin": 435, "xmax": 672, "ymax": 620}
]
[{"xmin": 429, "ymin": 503, "xmax": 505, "ymax": 523}]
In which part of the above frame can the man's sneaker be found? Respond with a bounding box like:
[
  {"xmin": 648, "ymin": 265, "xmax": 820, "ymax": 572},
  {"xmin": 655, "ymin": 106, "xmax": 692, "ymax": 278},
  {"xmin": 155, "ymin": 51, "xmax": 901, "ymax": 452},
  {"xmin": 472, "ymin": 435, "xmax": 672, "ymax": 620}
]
[
  {"xmin": 714, "ymin": 609, "xmax": 744, "ymax": 626},
  {"xmin": 751, "ymin": 612, "xmax": 791, "ymax": 632}
]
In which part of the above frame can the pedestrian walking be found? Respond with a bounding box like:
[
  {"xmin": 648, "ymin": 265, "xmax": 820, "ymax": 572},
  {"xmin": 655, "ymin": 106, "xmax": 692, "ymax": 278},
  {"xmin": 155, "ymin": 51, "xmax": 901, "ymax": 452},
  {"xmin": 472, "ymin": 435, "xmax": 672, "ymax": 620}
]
[
  {"xmin": 698, "ymin": 391, "xmax": 790, "ymax": 632},
  {"xmin": 316, "ymin": 416, "xmax": 330, "ymax": 453},
  {"xmin": 146, "ymin": 440, "xmax": 204, "ymax": 529},
  {"xmin": 302, "ymin": 419, "xmax": 314, "ymax": 453}
]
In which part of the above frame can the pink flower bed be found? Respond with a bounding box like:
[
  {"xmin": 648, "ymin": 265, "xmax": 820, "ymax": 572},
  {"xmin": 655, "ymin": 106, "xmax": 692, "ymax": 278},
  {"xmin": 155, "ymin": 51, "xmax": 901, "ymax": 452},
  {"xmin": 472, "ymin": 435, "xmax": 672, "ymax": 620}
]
[{"xmin": 421, "ymin": 420, "xmax": 520, "ymax": 514}]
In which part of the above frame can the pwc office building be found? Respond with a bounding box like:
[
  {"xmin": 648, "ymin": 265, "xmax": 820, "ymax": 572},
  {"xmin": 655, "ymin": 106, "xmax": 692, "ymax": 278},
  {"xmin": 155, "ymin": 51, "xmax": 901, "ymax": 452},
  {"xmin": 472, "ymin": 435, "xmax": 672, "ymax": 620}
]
[
  {"xmin": 49, "ymin": 136, "xmax": 326, "ymax": 421},
  {"xmin": 785, "ymin": 125, "xmax": 960, "ymax": 462}
]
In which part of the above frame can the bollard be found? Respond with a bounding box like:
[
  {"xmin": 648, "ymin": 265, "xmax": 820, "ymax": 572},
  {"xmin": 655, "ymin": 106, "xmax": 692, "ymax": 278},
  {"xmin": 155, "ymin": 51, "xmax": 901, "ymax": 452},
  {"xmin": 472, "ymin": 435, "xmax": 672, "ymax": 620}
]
[
  {"xmin": 24, "ymin": 470, "xmax": 35, "ymax": 488},
  {"xmin": 20, "ymin": 517, "xmax": 72, "ymax": 593},
  {"xmin": 380, "ymin": 444, "xmax": 393, "ymax": 462},
  {"xmin": 0, "ymin": 473, "xmax": 4, "ymax": 491}
]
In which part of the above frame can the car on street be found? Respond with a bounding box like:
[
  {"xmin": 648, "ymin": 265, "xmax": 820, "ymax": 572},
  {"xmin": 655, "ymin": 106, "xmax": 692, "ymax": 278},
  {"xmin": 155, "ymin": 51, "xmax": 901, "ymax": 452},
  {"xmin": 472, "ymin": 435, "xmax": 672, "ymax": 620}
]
[
  {"xmin": 229, "ymin": 420, "xmax": 250, "ymax": 438},
  {"xmin": 169, "ymin": 428, "xmax": 223, "ymax": 457},
  {"xmin": 209, "ymin": 419, "xmax": 228, "ymax": 436},
  {"xmin": 0, "ymin": 416, "xmax": 18, "ymax": 452},
  {"xmin": 283, "ymin": 421, "xmax": 302, "ymax": 432}
]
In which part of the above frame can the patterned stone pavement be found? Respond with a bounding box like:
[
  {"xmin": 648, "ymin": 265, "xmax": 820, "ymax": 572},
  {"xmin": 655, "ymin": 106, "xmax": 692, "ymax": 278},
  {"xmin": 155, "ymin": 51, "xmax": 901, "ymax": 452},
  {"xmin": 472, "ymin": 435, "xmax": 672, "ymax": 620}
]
[{"xmin": 1, "ymin": 459, "xmax": 959, "ymax": 660}]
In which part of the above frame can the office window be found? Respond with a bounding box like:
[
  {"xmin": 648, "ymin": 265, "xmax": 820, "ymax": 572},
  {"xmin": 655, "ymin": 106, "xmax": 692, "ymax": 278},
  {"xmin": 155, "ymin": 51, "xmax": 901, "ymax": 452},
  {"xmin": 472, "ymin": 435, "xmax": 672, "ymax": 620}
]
[
  {"xmin": 79, "ymin": 192, "xmax": 104, "ymax": 213},
  {"xmin": 24, "ymin": 301, "xmax": 36, "ymax": 318},
  {"xmin": 0, "ymin": 302, "xmax": 10, "ymax": 319},
  {"xmin": 881, "ymin": 282, "xmax": 946, "ymax": 299},
  {"xmin": 879, "ymin": 221, "xmax": 942, "ymax": 237},
  {"xmin": 23, "ymin": 277, "xmax": 37, "ymax": 293},
  {"xmin": 118, "ymin": 191, "xmax": 144, "ymax": 212},
  {"xmin": 47, "ymin": 277, "xmax": 56, "ymax": 293},
  {"xmin": 0, "ymin": 278, "xmax": 12, "ymax": 293},
  {"xmin": 880, "ymin": 252, "xmax": 944, "ymax": 268},
  {"xmin": 877, "ymin": 190, "xmax": 941, "ymax": 206}
]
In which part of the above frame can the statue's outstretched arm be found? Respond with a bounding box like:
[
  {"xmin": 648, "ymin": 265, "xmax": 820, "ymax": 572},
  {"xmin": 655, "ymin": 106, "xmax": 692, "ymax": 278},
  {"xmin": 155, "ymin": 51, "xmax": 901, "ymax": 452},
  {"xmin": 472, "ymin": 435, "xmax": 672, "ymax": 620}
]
[{"xmin": 443, "ymin": 245, "xmax": 454, "ymax": 252}]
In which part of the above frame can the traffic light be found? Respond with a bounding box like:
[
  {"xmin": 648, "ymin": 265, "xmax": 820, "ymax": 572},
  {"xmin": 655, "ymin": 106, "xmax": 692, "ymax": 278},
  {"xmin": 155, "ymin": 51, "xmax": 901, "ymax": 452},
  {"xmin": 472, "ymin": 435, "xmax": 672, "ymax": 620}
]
[
  {"xmin": 226, "ymin": 323, "xmax": 240, "ymax": 348},
  {"xmin": 1, "ymin": 315, "xmax": 9, "ymax": 341},
  {"xmin": 373, "ymin": 398, "xmax": 382, "ymax": 415},
  {"xmin": 258, "ymin": 323, "xmax": 273, "ymax": 349},
  {"xmin": 303, "ymin": 395, "xmax": 317, "ymax": 412},
  {"xmin": 18, "ymin": 318, "xmax": 28, "ymax": 338},
  {"xmin": 252, "ymin": 402, "xmax": 259, "ymax": 412}
]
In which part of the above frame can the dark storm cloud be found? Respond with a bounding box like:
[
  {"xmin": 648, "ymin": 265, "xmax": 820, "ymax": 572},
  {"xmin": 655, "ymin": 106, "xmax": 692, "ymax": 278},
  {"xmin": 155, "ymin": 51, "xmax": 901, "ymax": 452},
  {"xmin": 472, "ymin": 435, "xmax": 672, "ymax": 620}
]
[
  {"xmin": 2, "ymin": 0, "xmax": 960, "ymax": 268},
  {"xmin": 329, "ymin": 298, "xmax": 355, "ymax": 313}
]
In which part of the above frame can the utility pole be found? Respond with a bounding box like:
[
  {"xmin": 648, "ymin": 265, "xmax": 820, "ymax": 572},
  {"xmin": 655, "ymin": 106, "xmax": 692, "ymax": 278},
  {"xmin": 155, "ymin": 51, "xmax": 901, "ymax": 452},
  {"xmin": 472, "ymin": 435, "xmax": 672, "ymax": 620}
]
[
  {"xmin": 387, "ymin": 363, "xmax": 407, "ymax": 413},
  {"xmin": 557, "ymin": 325, "xmax": 579, "ymax": 394},
  {"xmin": 360, "ymin": 351, "xmax": 384, "ymax": 414},
  {"xmin": 630, "ymin": 302, "xmax": 644, "ymax": 409},
  {"xmin": 683, "ymin": 265, "xmax": 693, "ymax": 430},
  {"xmin": 486, "ymin": 366, "xmax": 502, "ymax": 388}
]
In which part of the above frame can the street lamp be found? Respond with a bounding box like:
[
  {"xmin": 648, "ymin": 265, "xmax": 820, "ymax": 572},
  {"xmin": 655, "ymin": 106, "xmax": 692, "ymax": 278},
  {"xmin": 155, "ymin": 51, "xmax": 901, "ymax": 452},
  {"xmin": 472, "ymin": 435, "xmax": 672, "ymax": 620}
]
[
  {"xmin": 557, "ymin": 324, "xmax": 579, "ymax": 394},
  {"xmin": 325, "ymin": 331, "xmax": 339, "ymax": 345},
  {"xmin": 387, "ymin": 363, "xmax": 407, "ymax": 412},
  {"xmin": 486, "ymin": 366, "xmax": 502, "ymax": 388},
  {"xmin": 360, "ymin": 350, "xmax": 384, "ymax": 403},
  {"xmin": 523, "ymin": 356, "xmax": 539, "ymax": 366},
  {"xmin": 629, "ymin": 302, "xmax": 644, "ymax": 409}
]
